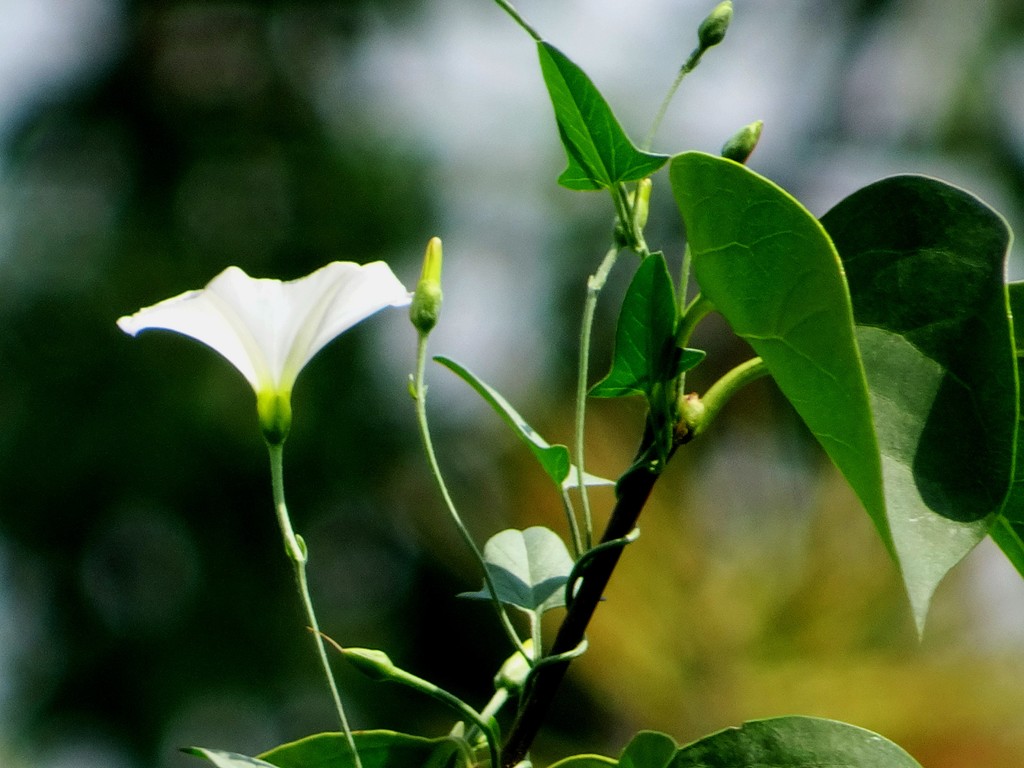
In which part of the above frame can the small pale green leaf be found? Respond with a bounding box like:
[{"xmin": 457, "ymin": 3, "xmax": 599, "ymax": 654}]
[
  {"xmin": 562, "ymin": 467, "xmax": 615, "ymax": 491},
  {"xmin": 672, "ymin": 716, "xmax": 921, "ymax": 767},
  {"xmin": 436, "ymin": 356, "xmax": 611, "ymax": 489},
  {"xmin": 618, "ymin": 731, "xmax": 678, "ymax": 768},
  {"xmin": 258, "ymin": 731, "xmax": 461, "ymax": 768},
  {"xmin": 670, "ymin": 152, "xmax": 886, "ymax": 556},
  {"xmin": 822, "ymin": 175, "xmax": 1016, "ymax": 625},
  {"xmin": 537, "ymin": 42, "xmax": 667, "ymax": 190},
  {"xmin": 460, "ymin": 526, "xmax": 574, "ymax": 614},
  {"xmin": 184, "ymin": 748, "xmax": 277, "ymax": 768},
  {"xmin": 591, "ymin": 253, "xmax": 688, "ymax": 398}
]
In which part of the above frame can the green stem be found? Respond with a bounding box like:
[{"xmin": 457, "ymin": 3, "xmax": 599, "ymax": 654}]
[
  {"xmin": 490, "ymin": 0, "xmax": 542, "ymax": 41},
  {"xmin": 267, "ymin": 442, "xmax": 362, "ymax": 768},
  {"xmin": 643, "ymin": 42, "xmax": 708, "ymax": 151},
  {"xmin": 502, "ymin": 431, "xmax": 670, "ymax": 768},
  {"xmin": 559, "ymin": 487, "xmax": 584, "ymax": 560},
  {"xmin": 329, "ymin": 640, "xmax": 500, "ymax": 768},
  {"xmin": 574, "ymin": 245, "xmax": 622, "ymax": 551},
  {"xmin": 678, "ymin": 244, "xmax": 693, "ymax": 313},
  {"xmin": 643, "ymin": 67, "xmax": 687, "ymax": 152},
  {"xmin": 478, "ymin": 687, "xmax": 510, "ymax": 728},
  {"xmin": 676, "ymin": 292, "xmax": 714, "ymax": 349},
  {"xmin": 690, "ymin": 356, "xmax": 769, "ymax": 439},
  {"xmin": 465, "ymin": 687, "xmax": 510, "ymax": 752},
  {"xmin": 611, "ymin": 184, "xmax": 650, "ymax": 257},
  {"xmin": 413, "ymin": 334, "xmax": 530, "ymax": 661}
]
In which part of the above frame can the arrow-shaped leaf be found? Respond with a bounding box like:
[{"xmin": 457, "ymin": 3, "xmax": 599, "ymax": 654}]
[
  {"xmin": 979, "ymin": 280, "xmax": 1024, "ymax": 574},
  {"xmin": 460, "ymin": 526, "xmax": 574, "ymax": 615},
  {"xmin": 672, "ymin": 716, "xmax": 922, "ymax": 767},
  {"xmin": 821, "ymin": 175, "xmax": 1016, "ymax": 624},
  {"xmin": 437, "ymin": 356, "xmax": 611, "ymax": 489},
  {"xmin": 591, "ymin": 252, "xmax": 704, "ymax": 399},
  {"xmin": 996, "ymin": 280, "xmax": 1024, "ymax": 527},
  {"xmin": 257, "ymin": 730, "xmax": 462, "ymax": 768},
  {"xmin": 669, "ymin": 151, "xmax": 886, "ymax": 558},
  {"xmin": 538, "ymin": 42, "xmax": 667, "ymax": 191}
]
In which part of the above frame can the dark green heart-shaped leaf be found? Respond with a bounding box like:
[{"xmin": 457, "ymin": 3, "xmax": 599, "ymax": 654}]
[
  {"xmin": 989, "ymin": 280, "xmax": 1024, "ymax": 573},
  {"xmin": 672, "ymin": 716, "xmax": 921, "ymax": 767},
  {"xmin": 997, "ymin": 280, "xmax": 1024, "ymax": 526},
  {"xmin": 257, "ymin": 730, "xmax": 461, "ymax": 768},
  {"xmin": 821, "ymin": 175, "xmax": 1016, "ymax": 625},
  {"xmin": 460, "ymin": 526, "xmax": 574, "ymax": 615},
  {"xmin": 436, "ymin": 356, "xmax": 611, "ymax": 490},
  {"xmin": 591, "ymin": 253, "xmax": 703, "ymax": 399},
  {"xmin": 538, "ymin": 42, "xmax": 667, "ymax": 190},
  {"xmin": 672, "ymin": 152, "xmax": 1017, "ymax": 630},
  {"xmin": 991, "ymin": 516, "xmax": 1024, "ymax": 576},
  {"xmin": 669, "ymin": 151, "xmax": 887, "ymax": 565}
]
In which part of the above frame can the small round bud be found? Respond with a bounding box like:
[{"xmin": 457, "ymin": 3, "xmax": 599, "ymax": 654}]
[
  {"xmin": 677, "ymin": 391, "xmax": 706, "ymax": 442},
  {"xmin": 410, "ymin": 236, "xmax": 444, "ymax": 336},
  {"xmin": 697, "ymin": 1, "xmax": 733, "ymax": 52},
  {"xmin": 721, "ymin": 120, "xmax": 764, "ymax": 164}
]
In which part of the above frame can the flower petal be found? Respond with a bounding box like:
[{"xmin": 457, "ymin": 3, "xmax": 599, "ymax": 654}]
[
  {"xmin": 117, "ymin": 261, "xmax": 411, "ymax": 394},
  {"xmin": 117, "ymin": 266, "xmax": 274, "ymax": 390},
  {"xmin": 276, "ymin": 261, "xmax": 411, "ymax": 388}
]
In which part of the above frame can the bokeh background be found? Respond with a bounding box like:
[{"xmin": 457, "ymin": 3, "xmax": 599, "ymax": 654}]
[{"xmin": 3, "ymin": 1, "xmax": 1024, "ymax": 767}]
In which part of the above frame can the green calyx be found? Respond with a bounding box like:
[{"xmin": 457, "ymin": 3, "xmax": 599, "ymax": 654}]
[{"xmin": 257, "ymin": 389, "xmax": 292, "ymax": 445}]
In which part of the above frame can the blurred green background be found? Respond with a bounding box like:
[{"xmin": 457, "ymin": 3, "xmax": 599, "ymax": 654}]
[{"xmin": 2, "ymin": 1, "xmax": 1024, "ymax": 767}]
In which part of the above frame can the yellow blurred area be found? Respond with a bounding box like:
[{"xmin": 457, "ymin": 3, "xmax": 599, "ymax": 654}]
[{"xmin": 507, "ymin": 394, "xmax": 1024, "ymax": 768}]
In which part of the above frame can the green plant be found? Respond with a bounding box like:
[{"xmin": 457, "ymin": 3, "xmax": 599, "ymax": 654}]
[{"xmin": 117, "ymin": 2, "xmax": 1023, "ymax": 767}]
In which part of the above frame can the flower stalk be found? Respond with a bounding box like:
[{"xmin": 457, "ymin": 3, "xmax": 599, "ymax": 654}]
[
  {"xmin": 409, "ymin": 239, "xmax": 531, "ymax": 662},
  {"xmin": 267, "ymin": 441, "xmax": 362, "ymax": 768}
]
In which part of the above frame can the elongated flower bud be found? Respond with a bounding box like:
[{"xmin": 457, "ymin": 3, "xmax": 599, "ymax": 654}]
[
  {"xmin": 681, "ymin": 1, "xmax": 734, "ymax": 73},
  {"xmin": 410, "ymin": 236, "xmax": 444, "ymax": 336},
  {"xmin": 633, "ymin": 178, "xmax": 652, "ymax": 231},
  {"xmin": 340, "ymin": 647, "xmax": 399, "ymax": 682},
  {"xmin": 697, "ymin": 1, "xmax": 733, "ymax": 52},
  {"xmin": 721, "ymin": 120, "xmax": 764, "ymax": 164}
]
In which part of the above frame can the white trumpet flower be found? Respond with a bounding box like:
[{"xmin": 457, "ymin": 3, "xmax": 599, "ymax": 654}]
[{"xmin": 117, "ymin": 261, "xmax": 411, "ymax": 443}]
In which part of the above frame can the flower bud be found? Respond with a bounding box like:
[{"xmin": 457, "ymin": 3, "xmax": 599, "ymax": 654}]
[
  {"xmin": 257, "ymin": 389, "xmax": 292, "ymax": 445},
  {"xmin": 676, "ymin": 391, "xmax": 706, "ymax": 442},
  {"xmin": 697, "ymin": 1, "xmax": 733, "ymax": 52},
  {"xmin": 410, "ymin": 236, "xmax": 444, "ymax": 336},
  {"xmin": 494, "ymin": 640, "xmax": 534, "ymax": 693},
  {"xmin": 340, "ymin": 647, "xmax": 399, "ymax": 682},
  {"xmin": 721, "ymin": 120, "xmax": 764, "ymax": 164},
  {"xmin": 633, "ymin": 177, "xmax": 652, "ymax": 231}
]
